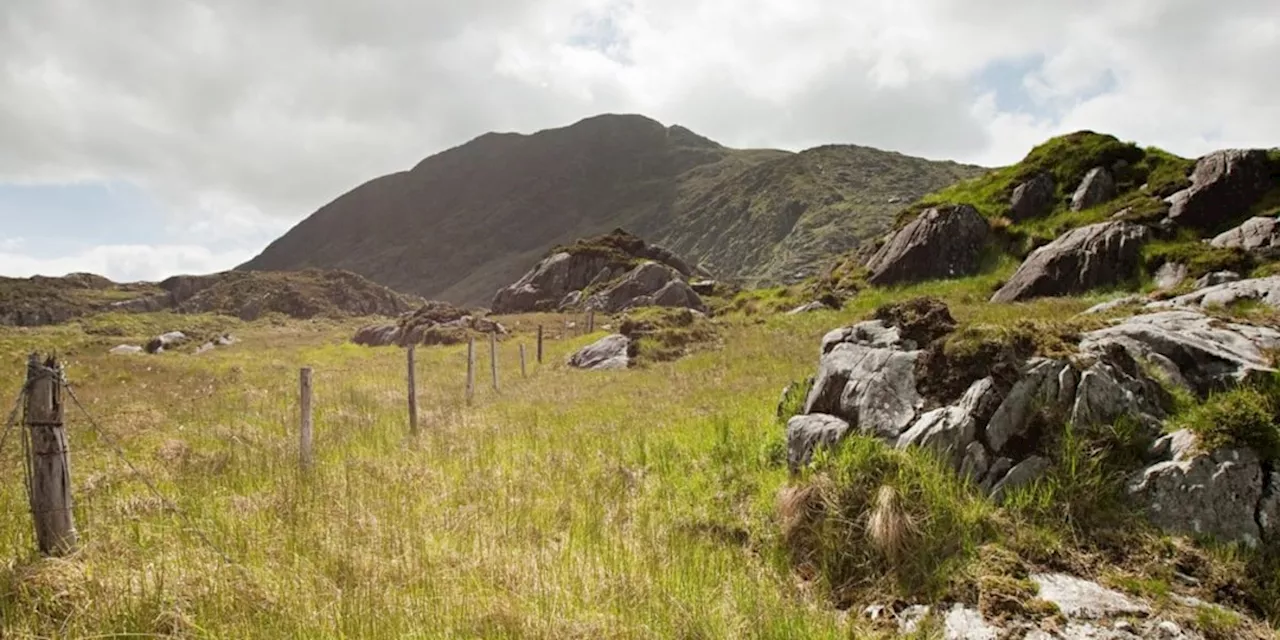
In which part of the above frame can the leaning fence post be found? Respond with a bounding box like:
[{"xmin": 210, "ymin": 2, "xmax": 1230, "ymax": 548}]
[
  {"xmin": 489, "ymin": 332, "xmax": 499, "ymax": 392},
  {"xmin": 407, "ymin": 345, "xmax": 418, "ymax": 435},
  {"xmin": 536, "ymin": 325, "xmax": 544, "ymax": 364},
  {"xmin": 519, "ymin": 344, "xmax": 527, "ymax": 378},
  {"xmin": 466, "ymin": 338, "xmax": 475, "ymax": 405},
  {"xmin": 25, "ymin": 353, "xmax": 78, "ymax": 556},
  {"xmin": 300, "ymin": 367, "xmax": 313, "ymax": 470}
]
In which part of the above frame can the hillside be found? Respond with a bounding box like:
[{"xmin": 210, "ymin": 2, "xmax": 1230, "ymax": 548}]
[
  {"xmin": 237, "ymin": 114, "xmax": 984, "ymax": 304},
  {"xmin": 0, "ymin": 269, "xmax": 423, "ymax": 326}
]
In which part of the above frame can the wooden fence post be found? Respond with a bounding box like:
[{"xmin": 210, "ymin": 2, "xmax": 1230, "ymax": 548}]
[
  {"xmin": 587, "ymin": 309, "xmax": 595, "ymax": 333},
  {"xmin": 466, "ymin": 338, "xmax": 475, "ymax": 405},
  {"xmin": 407, "ymin": 345, "xmax": 418, "ymax": 435},
  {"xmin": 489, "ymin": 332, "xmax": 499, "ymax": 392},
  {"xmin": 300, "ymin": 367, "xmax": 313, "ymax": 470},
  {"xmin": 24, "ymin": 353, "xmax": 77, "ymax": 556},
  {"xmin": 536, "ymin": 325, "xmax": 544, "ymax": 364},
  {"xmin": 519, "ymin": 343, "xmax": 527, "ymax": 378}
]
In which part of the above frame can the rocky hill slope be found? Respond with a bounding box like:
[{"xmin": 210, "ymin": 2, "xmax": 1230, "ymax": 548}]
[
  {"xmin": 0, "ymin": 269, "xmax": 422, "ymax": 326},
  {"xmin": 237, "ymin": 113, "xmax": 984, "ymax": 305}
]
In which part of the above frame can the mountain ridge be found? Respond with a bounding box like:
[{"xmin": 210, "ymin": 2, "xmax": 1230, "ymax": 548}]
[{"xmin": 237, "ymin": 113, "xmax": 986, "ymax": 304}]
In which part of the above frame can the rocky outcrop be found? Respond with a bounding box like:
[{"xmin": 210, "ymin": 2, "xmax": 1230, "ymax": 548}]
[
  {"xmin": 1009, "ymin": 172, "xmax": 1056, "ymax": 221},
  {"xmin": 584, "ymin": 262, "xmax": 707, "ymax": 314},
  {"xmin": 1153, "ymin": 262, "xmax": 1187, "ymax": 290},
  {"xmin": 1129, "ymin": 429, "xmax": 1274, "ymax": 547},
  {"xmin": 991, "ymin": 221, "xmax": 1149, "ymax": 303},
  {"xmin": 1146, "ymin": 275, "xmax": 1280, "ymax": 313},
  {"xmin": 1072, "ymin": 166, "xmax": 1117, "ymax": 211},
  {"xmin": 790, "ymin": 300, "xmax": 1280, "ymax": 526},
  {"xmin": 864, "ymin": 204, "xmax": 989, "ymax": 286},
  {"xmin": 1165, "ymin": 149, "xmax": 1272, "ymax": 230},
  {"xmin": 491, "ymin": 229, "xmax": 697, "ymax": 314},
  {"xmin": 1195, "ymin": 271, "xmax": 1241, "ymax": 289},
  {"xmin": 1080, "ymin": 310, "xmax": 1280, "ymax": 396},
  {"xmin": 1209, "ymin": 216, "xmax": 1280, "ymax": 259},
  {"xmin": 567, "ymin": 334, "xmax": 631, "ymax": 370},
  {"xmin": 352, "ymin": 301, "xmax": 506, "ymax": 347}
]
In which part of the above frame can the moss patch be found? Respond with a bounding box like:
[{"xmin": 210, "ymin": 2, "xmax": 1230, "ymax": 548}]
[{"xmin": 619, "ymin": 306, "xmax": 719, "ymax": 364}]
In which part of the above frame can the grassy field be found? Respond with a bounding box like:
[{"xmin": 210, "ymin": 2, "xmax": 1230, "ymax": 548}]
[{"xmin": 0, "ymin": 274, "xmax": 1275, "ymax": 638}]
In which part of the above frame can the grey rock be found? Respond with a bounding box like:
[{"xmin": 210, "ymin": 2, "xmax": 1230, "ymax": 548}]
[
  {"xmin": 558, "ymin": 290, "xmax": 584, "ymax": 310},
  {"xmin": 1082, "ymin": 295, "xmax": 1147, "ymax": 315},
  {"xmin": 865, "ymin": 204, "xmax": 990, "ymax": 286},
  {"xmin": 1080, "ymin": 310, "xmax": 1280, "ymax": 396},
  {"xmin": 109, "ymin": 344, "xmax": 144, "ymax": 355},
  {"xmin": 1072, "ymin": 166, "xmax": 1118, "ymax": 211},
  {"xmin": 144, "ymin": 331, "xmax": 188, "ymax": 354},
  {"xmin": 786, "ymin": 301, "xmax": 828, "ymax": 315},
  {"xmin": 1129, "ymin": 431, "xmax": 1268, "ymax": 547},
  {"xmin": 588, "ymin": 262, "xmax": 707, "ymax": 314},
  {"xmin": 1010, "ymin": 172, "xmax": 1057, "ymax": 221},
  {"xmin": 803, "ymin": 341, "xmax": 923, "ymax": 439},
  {"xmin": 1193, "ymin": 271, "xmax": 1241, "ymax": 289},
  {"xmin": 983, "ymin": 457, "xmax": 1014, "ymax": 493},
  {"xmin": 566, "ymin": 334, "xmax": 630, "ymax": 370},
  {"xmin": 960, "ymin": 442, "xmax": 991, "ymax": 485},
  {"xmin": 1154, "ymin": 262, "xmax": 1188, "ymax": 290},
  {"xmin": 1071, "ymin": 346, "xmax": 1170, "ymax": 430},
  {"xmin": 587, "ymin": 267, "xmax": 615, "ymax": 289},
  {"xmin": 987, "ymin": 359, "xmax": 1072, "ymax": 453},
  {"xmin": 689, "ymin": 279, "xmax": 717, "ymax": 296},
  {"xmin": 820, "ymin": 320, "xmax": 907, "ymax": 354},
  {"xmin": 1259, "ymin": 471, "xmax": 1279, "ymax": 540},
  {"xmin": 942, "ymin": 604, "xmax": 1000, "ymax": 640},
  {"xmin": 1154, "ymin": 621, "xmax": 1184, "ymax": 639},
  {"xmin": 1165, "ymin": 149, "xmax": 1272, "ymax": 230},
  {"xmin": 990, "ymin": 455, "xmax": 1050, "ymax": 501},
  {"xmin": 992, "ymin": 222, "xmax": 1149, "ymax": 303},
  {"xmin": 1031, "ymin": 573, "xmax": 1150, "ymax": 619},
  {"xmin": 897, "ymin": 605, "xmax": 932, "ymax": 635},
  {"xmin": 896, "ymin": 378, "xmax": 998, "ymax": 469},
  {"xmin": 1210, "ymin": 216, "xmax": 1280, "ymax": 259},
  {"xmin": 353, "ymin": 321, "xmax": 401, "ymax": 347},
  {"xmin": 1147, "ymin": 275, "xmax": 1280, "ymax": 312},
  {"xmin": 785, "ymin": 413, "xmax": 851, "ymax": 472}
]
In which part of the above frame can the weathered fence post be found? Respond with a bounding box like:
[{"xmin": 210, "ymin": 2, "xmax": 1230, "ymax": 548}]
[
  {"xmin": 24, "ymin": 353, "xmax": 78, "ymax": 556},
  {"xmin": 489, "ymin": 332, "xmax": 499, "ymax": 392},
  {"xmin": 519, "ymin": 343, "xmax": 527, "ymax": 378},
  {"xmin": 587, "ymin": 309, "xmax": 595, "ymax": 333},
  {"xmin": 300, "ymin": 367, "xmax": 313, "ymax": 470},
  {"xmin": 466, "ymin": 338, "xmax": 475, "ymax": 405},
  {"xmin": 536, "ymin": 325, "xmax": 544, "ymax": 364},
  {"xmin": 407, "ymin": 345, "xmax": 418, "ymax": 435}
]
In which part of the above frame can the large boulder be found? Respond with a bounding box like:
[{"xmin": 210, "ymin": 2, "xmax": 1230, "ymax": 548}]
[
  {"xmin": 1165, "ymin": 149, "xmax": 1272, "ymax": 230},
  {"xmin": 1008, "ymin": 172, "xmax": 1056, "ymax": 221},
  {"xmin": 803, "ymin": 323, "xmax": 924, "ymax": 440},
  {"xmin": 1129, "ymin": 430, "xmax": 1273, "ymax": 547},
  {"xmin": 586, "ymin": 262, "xmax": 707, "ymax": 314},
  {"xmin": 786, "ymin": 413, "xmax": 851, "ymax": 472},
  {"xmin": 491, "ymin": 251, "xmax": 610, "ymax": 314},
  {"xmin": 1209, "ymin": 216, "xmax": 1280, "ymax": 259},
  {"xmin": 491, "ymin": 229, "xmax": 697, "ymax": 313},
  {"xmin": 1071, "ymin": 166, "xmax": 1117, "ymax": 211},
  {"xmin": 991, "ymin": 221, "xmax": 1149, "ymax": 303},
  {"xmin": 567, "ymin": 334, "xmax": 631, "ymax": 370},
  {"xmin": 864, "ymin": 204, "xmax": 989, "ymax": 286},
  {"xmin": 1147, "ymin": 275, "xmax": 1280, "ymax": 312},
  {"xmin": 1079, "ymin": 310, "xmax": 1280, "ymax": 396}
]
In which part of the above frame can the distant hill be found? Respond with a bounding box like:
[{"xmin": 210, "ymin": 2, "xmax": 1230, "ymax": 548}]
[
  {"xmin": 237, "ymin": 114, "xmax": 986, "ymax": 305},
  {"xmin": 0, "ymin": 269, "xmax": 423, "ymax": 326}
]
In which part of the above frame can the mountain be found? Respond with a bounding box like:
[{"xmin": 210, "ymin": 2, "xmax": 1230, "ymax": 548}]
[{"xmin": 237, "ymin": 114, "xmax": 985, "ymax": 305}]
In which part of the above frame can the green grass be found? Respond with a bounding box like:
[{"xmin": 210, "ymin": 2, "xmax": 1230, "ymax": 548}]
[{"xmin": 1174, "ymin": 374, "xmax": 1280, "ymax": 462}]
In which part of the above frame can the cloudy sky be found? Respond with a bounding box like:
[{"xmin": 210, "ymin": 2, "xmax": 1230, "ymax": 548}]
[{"xmin": 2, "ymin": 0, "xmax": 1277, "ymax": 282}]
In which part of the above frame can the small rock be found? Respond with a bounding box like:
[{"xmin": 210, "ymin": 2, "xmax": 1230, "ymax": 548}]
[
  {"xmin": 566, "ymin": 334, "xmax": 630, "ymax": 371},
  {"xmin": 1072, "ymin": 166, "xmax": 1117, "ymax": 211},
  {"xmin": 1193, "ymin": 271, "xmax": 1241, "ymax": 289},
  {"xmin": 786, "ymin": 301, "xmax": 828, "ymax": 315},
  {"xmin": 109, "ymin": 344, "xmax": 144, "ymax": 355},
  {"xmin": 1147, "ymin": 275, "xmax": 1280, "ymax": 311},
  {"xmin": 897, "ymin": 605, "xmax": 931, "ymax": 635},
  {"xmin": 943, "ymin": 604, "xmax": 1000, "ymax": 640},
  {"xmin": 1031, "ymin": 573, "xmax": 1151, "ymax": 619},
  {"xmin": 990, "ymin": 455, "xmax": 1050, "ymax": 501},
  {"xmin": 785, "ymin": 413, "xmax": 851, "ymax": 472},
  {"xmin": 1154, "ymin": 262, "xmax": 1188, "ymax": 290},
  {"xmin": 1155, "ymin": 621, "xmax": 1182, "ymax": 639},
  {"xmin": 1082, "ymin": 295, "xmax": 1146, "ymax": 315}
]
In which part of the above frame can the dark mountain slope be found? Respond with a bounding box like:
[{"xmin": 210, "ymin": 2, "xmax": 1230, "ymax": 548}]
[{"xmin": 239, "ymin": 113, "xmax": 986, "ymax": 304}]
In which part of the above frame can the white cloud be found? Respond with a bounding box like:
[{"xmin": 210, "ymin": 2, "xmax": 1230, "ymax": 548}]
[
  {"xmin": 1, "ymin": 0, "xmax": 1278, "ymax": 279},
  {"xmin": 0, "ymin": 244, "xmax": 255, "ymax": 283}
]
